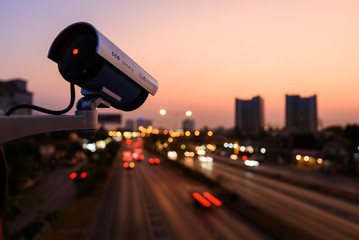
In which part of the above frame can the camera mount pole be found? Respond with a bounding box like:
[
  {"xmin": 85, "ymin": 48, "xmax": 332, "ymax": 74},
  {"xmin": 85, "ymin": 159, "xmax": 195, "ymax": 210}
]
[
  {"xmin": 0, "ymin": 97, "xmax": 110, "ymax": 144},
  {"xmin": 0, "ymin": 97, "xmax": 109, "ymax": 238},
  {"xmin": 0, "ymin": 146, "xmax": 6, "ymax": 240}
]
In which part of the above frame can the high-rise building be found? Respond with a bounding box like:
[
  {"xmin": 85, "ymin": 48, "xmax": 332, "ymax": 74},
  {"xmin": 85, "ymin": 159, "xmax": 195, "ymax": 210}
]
[
  {"xmin": 125, "ymin": 119, "xmax": 135, "ymax": 131},
  {"xmin": 285, "ymin": 94, "xmax": 317, "ymax": 133},
  {"xmin": 137, "ymin": 118, "xmax": 152, "ymax": 129},
  {"xmin": 182, "ymin": 119, "xmax": 195, "ymax": 132},
  {"xmin": 235, "ymin": 96, "xmax": 264, "ymax": 135},
  {"xmin": 0, "ymin": 79, "xmax": 33, "ymax": 115}
]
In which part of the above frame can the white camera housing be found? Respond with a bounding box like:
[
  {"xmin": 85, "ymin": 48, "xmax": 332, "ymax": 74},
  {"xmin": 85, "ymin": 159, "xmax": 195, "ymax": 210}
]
[{"xmin": 48, "ymin": 22, "xmax": 158, "ymax": 111}]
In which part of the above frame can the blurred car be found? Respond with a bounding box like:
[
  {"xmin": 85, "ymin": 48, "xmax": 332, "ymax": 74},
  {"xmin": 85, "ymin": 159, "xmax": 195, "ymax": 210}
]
[
  {"xmin": 133, "ymin": 140, "xmax": 143, "ymax": 148},
  {"xmin": 122, "ymin": 151, "xmax": 133, "ymax": 161},
  {"xmin": 192, "ymin": 191, "xmax": 222, "ymax": 208},
  {"xmin": 132, "ymin": 152, "xmax": 139, "ymax": 160},
  {"xmin": 134, "ymin": 148, "xmax": 143, "ymax": 154},
  {"xmin": 123, "ymin": 161, "xmax": 135, "ymax": 169},
  {"xmin": 149, "ymin": 157, "xmax": 160, "ymax": 165},
  {"xmin": 198, "ymin": 156, "xmax": 213, "ymax": 163},
  {"xmin": 133, "ymin": 152, "xmax": 145, "ymax": 161}
]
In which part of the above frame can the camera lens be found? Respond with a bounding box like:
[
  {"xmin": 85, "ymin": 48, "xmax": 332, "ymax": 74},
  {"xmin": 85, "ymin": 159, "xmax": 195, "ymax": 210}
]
[{"xmin": 58, "ymin": 33, "xmax": 104, "ymax": 84}]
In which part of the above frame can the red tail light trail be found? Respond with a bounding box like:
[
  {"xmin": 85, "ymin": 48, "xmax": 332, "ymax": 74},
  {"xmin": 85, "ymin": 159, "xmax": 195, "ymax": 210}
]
[
  {"xmin": 203, "ymin": 192, "xmax": 222, "ymax": 206},
  {"xmin": 70, "ymin": 172, "xmax": 77, "ymax": 179},
  {"xmin": 80, "ymin": 172, "xmax": 87, "ymax": 178},
  {"xmin": 192, "ymin": 192, "xmax": 211, "ymax": 207}
]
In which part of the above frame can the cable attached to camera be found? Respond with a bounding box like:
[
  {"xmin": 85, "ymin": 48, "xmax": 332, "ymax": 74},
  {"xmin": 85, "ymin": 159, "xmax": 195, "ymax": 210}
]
[{"xmin": 5, "ymin": 83, "xmax": 75, "ymax": 116}]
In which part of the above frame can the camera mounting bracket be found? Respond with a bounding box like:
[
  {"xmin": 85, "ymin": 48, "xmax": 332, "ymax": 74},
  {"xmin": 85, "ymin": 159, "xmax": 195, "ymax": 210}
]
[{"xmin": 0, "ymin": 97, "xmax": 108, "ymax": 144}]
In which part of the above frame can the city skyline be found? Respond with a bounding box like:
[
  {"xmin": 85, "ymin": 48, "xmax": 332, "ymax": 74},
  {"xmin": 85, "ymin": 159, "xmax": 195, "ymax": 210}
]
[
  {"xmin": 0, "ymin": 78, "xmax": 354, "ymax": 131},
  {"xmin": 1, "ymin": 1, "xmax": 359, "ymax": 129}
]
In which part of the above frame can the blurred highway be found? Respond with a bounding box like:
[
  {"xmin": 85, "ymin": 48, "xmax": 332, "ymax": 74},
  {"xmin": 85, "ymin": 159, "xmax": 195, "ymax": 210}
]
[
  {"xmin": 87, "ymin": 140, "xmax": 271, "ymax": 240},
  {"xmin": 188, "ymin": 155, "xmax": 359, "ymax": 239}
]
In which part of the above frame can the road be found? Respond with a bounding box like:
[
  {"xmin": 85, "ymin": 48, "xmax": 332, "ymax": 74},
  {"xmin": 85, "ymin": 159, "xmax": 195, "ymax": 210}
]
[
  {"xmin": 187, "ymin": 156, "xmax": 359, "ymax": 240},
  {"xmin": 87, "ymin": 142, "xmax": 270, "ymax": 240}
]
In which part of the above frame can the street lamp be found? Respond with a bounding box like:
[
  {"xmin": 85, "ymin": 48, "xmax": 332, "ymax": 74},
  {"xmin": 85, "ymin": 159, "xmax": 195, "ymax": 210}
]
[
  {"xmin": 159, "ymin": 109, "xmax": 167, "ymax": 116},
  {"xmin": 158, "ymin": 109, "xmax": 192, "ymax": 130},
  {"xmin": 185, "ymin": 110, "xmax": 192, "ymax": 117}
]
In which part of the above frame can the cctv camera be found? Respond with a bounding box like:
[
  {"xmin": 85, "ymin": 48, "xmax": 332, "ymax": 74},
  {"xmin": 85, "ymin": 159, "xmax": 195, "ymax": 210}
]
[{"xmin": 48, "ymin": 22, "xmax": 158, "ymax": 111}]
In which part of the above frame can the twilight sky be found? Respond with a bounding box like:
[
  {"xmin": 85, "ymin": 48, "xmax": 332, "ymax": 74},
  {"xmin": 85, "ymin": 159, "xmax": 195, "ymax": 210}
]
[{"xmin": 1, "ymin": 0, "xmax": 359, "ymax": 130}]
